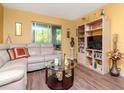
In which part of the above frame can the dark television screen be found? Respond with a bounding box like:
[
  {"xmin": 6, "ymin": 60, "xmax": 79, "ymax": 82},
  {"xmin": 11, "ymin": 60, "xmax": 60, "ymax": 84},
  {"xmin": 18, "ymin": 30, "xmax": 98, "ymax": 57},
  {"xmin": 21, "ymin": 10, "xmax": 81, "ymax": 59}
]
[{"xmin": 87, "ymin": 35, "xmax": 102, "ymax": 50}]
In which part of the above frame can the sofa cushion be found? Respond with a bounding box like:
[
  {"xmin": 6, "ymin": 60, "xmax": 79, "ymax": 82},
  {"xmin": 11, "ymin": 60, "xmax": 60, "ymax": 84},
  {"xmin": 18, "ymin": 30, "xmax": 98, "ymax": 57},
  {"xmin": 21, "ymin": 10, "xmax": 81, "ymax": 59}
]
[
  {"xmin": 0, "ymin": 69, "xmax": 25, "ymax": 86},
  {"xmin": 0, "ymin": 58, "xmax": 27, "ymax": 72},
  {"xmin": 28, "ymin": 62, "xmax": 45, "ymax": 72},
  {"xmin": 28, "ymin": 56, "xmax": 44, "ymax": 64},
  {"xmin": 0, "ymin": 58, "xmax": 27, "ymax": 86},
  {"xmin": 44, "ymin": 54, "xmax": 58, "ymax": 61},
  {"xmin": 41, "ymin": 44, "xmax": 54, "ymax": 55},
  {"xmin": 27, "ymin": 43, "xmax": 41, "ymax": 56},
  {"xmin": 9, "ymin": 44, "xmax": 27, "ymax": 48},
  {"xmin": 0, "ymin": 58, "xmax": 5, "ymax": 68},
  {"xmin": 0, "ymin": 50, "xmax": 10, "ymax": 62},
  {"xmin": 0, "ymin": 44, "xmax": 10, "ymax": 50}
]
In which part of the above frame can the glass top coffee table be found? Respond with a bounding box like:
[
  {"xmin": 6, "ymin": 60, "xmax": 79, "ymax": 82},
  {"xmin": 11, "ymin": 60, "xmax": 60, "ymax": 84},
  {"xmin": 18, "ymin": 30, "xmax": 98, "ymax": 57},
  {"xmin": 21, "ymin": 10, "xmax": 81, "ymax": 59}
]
[{"xmin": 45, "ymin": 58, "xmax": 77, "ymax": 90}]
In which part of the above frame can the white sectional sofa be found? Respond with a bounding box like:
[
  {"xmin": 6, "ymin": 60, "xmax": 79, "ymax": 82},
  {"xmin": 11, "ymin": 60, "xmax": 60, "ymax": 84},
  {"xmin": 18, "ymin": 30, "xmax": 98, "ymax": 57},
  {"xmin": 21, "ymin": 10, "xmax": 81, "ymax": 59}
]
[{"xmin": 0, "ymin": 43, "xmax": 61, "ymax": 90}]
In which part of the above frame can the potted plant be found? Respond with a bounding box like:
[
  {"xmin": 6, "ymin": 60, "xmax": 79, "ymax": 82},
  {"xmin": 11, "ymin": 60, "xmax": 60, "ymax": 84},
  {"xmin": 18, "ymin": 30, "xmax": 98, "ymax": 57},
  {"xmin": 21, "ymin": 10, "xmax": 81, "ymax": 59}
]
[{"xmin": 108, "ymin": 34, "xmax": 123, "ymax": 77}]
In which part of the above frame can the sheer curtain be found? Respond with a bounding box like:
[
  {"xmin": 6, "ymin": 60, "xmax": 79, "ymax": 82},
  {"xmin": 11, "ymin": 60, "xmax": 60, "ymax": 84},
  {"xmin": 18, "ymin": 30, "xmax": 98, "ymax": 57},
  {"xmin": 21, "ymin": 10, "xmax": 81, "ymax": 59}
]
[{"xmin": 32, "ymin": 22, "xmax": 52, "ymax": 44}]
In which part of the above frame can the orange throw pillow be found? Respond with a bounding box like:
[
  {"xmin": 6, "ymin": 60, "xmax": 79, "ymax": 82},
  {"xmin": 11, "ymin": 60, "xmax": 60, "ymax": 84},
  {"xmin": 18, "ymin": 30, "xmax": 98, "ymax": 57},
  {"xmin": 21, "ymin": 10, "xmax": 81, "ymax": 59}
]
[
  {"xmin": 24, "ymin": 48, "xmax": 30, "ymax": 57},
  {"xmin": 13, "ymin": 48, "xmax": 29, "ymax": 59},
  {"xmin": 7, "ymin": 49, "xmax": 16, "ymax": 60}
]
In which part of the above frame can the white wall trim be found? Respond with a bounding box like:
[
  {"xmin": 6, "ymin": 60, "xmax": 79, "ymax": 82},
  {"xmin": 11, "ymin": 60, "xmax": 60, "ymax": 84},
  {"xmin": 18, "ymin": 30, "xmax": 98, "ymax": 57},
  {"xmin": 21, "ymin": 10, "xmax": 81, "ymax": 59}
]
[{"xmin": 120, "ymin": 72, "xmax": 124, "ymax": 77}]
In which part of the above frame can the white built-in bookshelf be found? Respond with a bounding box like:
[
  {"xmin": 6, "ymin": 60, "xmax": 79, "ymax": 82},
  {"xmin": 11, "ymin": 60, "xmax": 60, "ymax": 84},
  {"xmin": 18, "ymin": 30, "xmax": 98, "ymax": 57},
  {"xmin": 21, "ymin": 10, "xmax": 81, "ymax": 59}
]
[{"xmin": 77, "ymin": 16, "xmax": 110, "ymax": 74}]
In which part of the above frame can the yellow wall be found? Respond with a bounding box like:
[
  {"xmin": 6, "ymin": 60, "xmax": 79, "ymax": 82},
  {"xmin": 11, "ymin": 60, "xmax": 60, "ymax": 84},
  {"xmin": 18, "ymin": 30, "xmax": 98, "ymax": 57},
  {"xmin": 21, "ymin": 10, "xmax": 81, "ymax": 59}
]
[
  {"xmin": 3, "ymin": 7, "xmax": 77, "ymax": 56},
  {"xmin": 3, "ymin": 4, "xmax": 124, "ymax": 72},
  {"xmin": 75, "ymin": 3, "xmax": 124, "ymax": 72},
  {"xmin": 0, "ymin": 4, "xmax": 3, "ymax": 43}
]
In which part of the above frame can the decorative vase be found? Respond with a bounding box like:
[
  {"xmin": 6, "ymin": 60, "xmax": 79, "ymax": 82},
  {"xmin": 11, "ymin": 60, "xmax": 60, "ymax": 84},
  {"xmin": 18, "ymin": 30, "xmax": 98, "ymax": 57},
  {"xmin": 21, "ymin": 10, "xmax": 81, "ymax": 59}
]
[
  {"xmin": 56, "ymin": 71, "xmax": 63, "ymax": 81},
  {"xmin": 6, "ymin": 34, "xmax": 12, "ymax": 44},
  {"xmin": 54, "ymin": 58, "xmax": 59, "ymax": 66},
  {"xmin": 94, "ymin": 62, "xmax": 97, "ymax": 69},
  {"xmin": 100, "ymin": 9, "xmax": 105, "ymax": 16},
  {"xmin": 110, "ymin": 60, "xmax": 121, "ymax": 77}
]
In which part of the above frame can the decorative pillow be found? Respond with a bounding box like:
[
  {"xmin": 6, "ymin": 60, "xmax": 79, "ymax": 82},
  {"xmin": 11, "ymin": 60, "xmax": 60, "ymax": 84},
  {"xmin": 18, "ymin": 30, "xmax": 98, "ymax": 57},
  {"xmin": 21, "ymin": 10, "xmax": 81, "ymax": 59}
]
[
  {"xmin": 24, "ymin": 48, "xmax": 30, "ymax": 57},
  {"xmin": 7, "ymin": 49, "xmax": 16, "ymax": 60},
  {"xmin": 13, "ymin": 48, "xmax": 29, "ymax": 59}
]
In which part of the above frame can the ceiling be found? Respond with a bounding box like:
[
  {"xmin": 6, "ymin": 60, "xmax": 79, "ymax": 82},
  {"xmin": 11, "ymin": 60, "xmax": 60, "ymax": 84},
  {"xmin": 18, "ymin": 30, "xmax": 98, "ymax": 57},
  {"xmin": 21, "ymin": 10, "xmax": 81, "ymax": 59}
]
[{"xmin": 2, "ymin": 3, "xmax": 107, "ymax": 20}]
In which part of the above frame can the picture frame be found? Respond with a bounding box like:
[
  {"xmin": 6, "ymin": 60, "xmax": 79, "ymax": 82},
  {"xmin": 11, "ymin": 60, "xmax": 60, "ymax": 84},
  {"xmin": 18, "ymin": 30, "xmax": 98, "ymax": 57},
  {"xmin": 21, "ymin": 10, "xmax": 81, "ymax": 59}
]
[
  {"xmin": 15, "ymin": 22, "xmax": 22, "ymax": 36},
  {"xmin": 67, "ymin": 31, "xmax": 70, "ymax": 38}
]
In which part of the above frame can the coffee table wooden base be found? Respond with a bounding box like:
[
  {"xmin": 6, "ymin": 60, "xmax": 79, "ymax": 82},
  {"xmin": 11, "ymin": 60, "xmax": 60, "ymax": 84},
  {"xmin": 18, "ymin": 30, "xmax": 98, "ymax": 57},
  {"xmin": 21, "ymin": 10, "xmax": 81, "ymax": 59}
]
[
  {"xmin": 46, "ymin": 68, "xmax": 74, "ymax": 90},
  {"xmin": 47, "ymin": 74, "xmax": 73, "ymax": 90}
]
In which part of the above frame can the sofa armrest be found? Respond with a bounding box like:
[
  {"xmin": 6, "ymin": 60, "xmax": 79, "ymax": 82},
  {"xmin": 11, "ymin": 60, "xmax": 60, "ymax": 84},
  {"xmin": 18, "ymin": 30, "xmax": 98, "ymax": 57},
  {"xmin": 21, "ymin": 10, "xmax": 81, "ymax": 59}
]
[{"xmin": 0, "ymin": 70, "xmax": 25, "ymax": 86}]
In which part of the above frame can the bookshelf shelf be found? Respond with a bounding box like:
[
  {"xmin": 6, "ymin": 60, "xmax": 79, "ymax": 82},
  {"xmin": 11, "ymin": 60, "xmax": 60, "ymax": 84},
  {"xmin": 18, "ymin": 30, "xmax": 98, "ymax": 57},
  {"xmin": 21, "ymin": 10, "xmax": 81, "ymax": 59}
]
[
  {"xmin": 77, "ymin": 25, "xmax": 85, "ymax": 53},
  {"xmin": 85, "ymin": 27, "xmax": 102, "ymax": 32}
]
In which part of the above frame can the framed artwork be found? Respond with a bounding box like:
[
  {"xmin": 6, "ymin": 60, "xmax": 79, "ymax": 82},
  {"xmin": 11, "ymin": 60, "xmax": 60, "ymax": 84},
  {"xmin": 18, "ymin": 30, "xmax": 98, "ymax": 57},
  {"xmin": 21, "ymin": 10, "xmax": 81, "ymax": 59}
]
[
  {"xmin": 67, "ymin": 31, "xmax": 70, "ymax": 38},
  {"xmin": 15, "ymin": 22, "xmax": 22, "ymax": 36}
]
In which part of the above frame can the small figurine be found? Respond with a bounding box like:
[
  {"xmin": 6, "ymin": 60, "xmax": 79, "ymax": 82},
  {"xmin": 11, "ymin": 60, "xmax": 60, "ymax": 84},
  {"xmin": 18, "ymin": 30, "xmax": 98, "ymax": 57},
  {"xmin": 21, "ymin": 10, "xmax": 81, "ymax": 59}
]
[
  {"xmin": 70, "ymin": 37, "xmax": 75, "ymax": 48},
  {"xmin": 70, "ymin": 37, "xmax": 75, "ymax": 60}
]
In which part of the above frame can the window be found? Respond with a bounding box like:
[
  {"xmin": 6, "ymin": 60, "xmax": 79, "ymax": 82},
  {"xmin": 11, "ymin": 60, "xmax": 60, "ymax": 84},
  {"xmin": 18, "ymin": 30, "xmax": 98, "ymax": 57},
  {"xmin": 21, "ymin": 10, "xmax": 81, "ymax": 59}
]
[
  {"xmin": 32, "ymin": 23, "xmax": 52, "ymax": 44},
  {"xmin": 52, "ymin": 25, "xmax": 61, "ymax": 50},
  {"xmin": 32, "ymin": 22, "xmax": 61, "ymax": 50}
]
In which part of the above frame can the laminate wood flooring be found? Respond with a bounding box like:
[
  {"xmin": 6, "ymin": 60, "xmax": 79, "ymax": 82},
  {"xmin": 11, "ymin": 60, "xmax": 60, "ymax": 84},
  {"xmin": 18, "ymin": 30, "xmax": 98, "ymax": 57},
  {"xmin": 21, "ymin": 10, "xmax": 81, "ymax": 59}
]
[{"xmin": 27, "ymin": 64, "xmax": 124, "ymax": 90}]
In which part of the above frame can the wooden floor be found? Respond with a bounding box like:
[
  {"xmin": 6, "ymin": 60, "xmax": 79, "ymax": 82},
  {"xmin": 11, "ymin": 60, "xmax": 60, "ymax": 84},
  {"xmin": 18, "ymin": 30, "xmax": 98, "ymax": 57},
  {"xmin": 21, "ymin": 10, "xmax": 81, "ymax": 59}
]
[{"xmin": 27, "ymin": 64, "xmax": 124, "ymax": 90}]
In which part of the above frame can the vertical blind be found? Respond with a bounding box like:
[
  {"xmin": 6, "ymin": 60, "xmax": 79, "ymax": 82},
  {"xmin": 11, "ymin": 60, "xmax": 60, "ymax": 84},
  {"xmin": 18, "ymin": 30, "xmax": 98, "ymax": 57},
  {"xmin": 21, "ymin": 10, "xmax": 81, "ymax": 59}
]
[{"xmin": 32, "ymin": 22, "xmax": 52, "ymax": 44}]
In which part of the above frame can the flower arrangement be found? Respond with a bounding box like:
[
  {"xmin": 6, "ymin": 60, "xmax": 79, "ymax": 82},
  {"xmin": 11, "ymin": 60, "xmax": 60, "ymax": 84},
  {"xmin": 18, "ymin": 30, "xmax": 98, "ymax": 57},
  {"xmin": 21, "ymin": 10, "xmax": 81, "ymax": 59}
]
[
  {"xmin": 108, "ymin": 49, "xmax": 123, "ymax": 61},
  {"xmin": 108, "ymin": 34, "xmax": 123, "ymax": 61}
]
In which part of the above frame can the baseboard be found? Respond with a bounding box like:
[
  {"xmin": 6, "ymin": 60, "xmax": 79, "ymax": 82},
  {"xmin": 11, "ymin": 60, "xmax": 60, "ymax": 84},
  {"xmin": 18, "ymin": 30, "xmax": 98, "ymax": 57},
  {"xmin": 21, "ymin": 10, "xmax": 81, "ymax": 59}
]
[{"xmin": 120, "ymin": 72, "xmax": 124, "ymax": 77}]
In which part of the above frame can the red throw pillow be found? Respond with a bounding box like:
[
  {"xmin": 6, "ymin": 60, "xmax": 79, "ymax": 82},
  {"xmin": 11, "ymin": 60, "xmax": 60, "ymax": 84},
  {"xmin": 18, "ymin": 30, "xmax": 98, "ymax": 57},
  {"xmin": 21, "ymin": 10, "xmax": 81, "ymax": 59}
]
[{"xmin": 13, "ymin": 48, "xmax": 29, "ymax": 59}]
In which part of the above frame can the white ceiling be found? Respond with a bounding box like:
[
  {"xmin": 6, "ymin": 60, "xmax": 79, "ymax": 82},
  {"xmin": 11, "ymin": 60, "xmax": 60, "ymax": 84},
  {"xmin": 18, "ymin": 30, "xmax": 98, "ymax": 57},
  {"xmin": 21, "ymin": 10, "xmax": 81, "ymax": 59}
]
[{"xmin": 2, "ymin": 3, "xmax": 107, "ymax": 20}]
